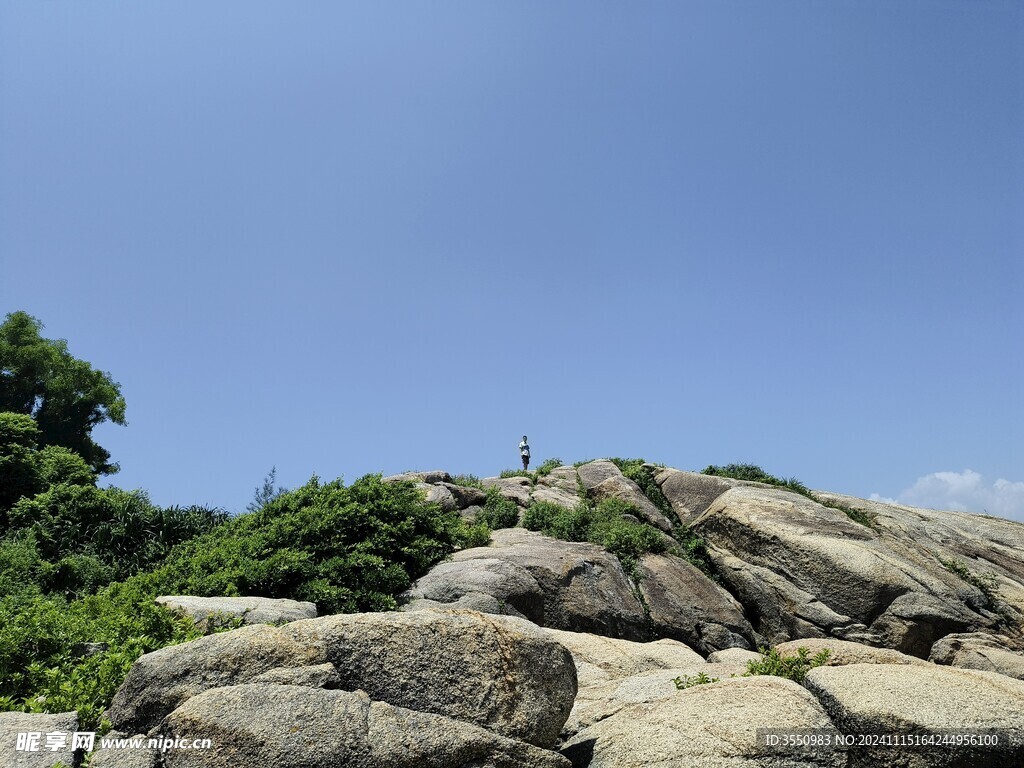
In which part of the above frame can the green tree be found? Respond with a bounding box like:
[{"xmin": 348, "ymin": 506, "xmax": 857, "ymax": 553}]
[{"xmin": 0, "ymin": 312, "xmax": 126, "ymax": 474}]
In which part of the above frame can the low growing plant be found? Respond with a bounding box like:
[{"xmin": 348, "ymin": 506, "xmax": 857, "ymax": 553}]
[
  {"xmin": 476, "ymin": 487, "xmax": 519, "ymax": 530},
  {"xmin": 744, "ymin": 646, "xmax": 831, "ymax": 683}
]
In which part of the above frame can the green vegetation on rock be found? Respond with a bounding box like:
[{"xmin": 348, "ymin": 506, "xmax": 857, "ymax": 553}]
[{"xmin": 703, "ymin": 463, "xmax": 877, "ymax": 528}]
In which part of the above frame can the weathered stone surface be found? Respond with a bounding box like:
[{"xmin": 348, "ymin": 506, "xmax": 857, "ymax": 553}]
[
  {"xmin": 399, "ymin": 557, "xmax": 545, "ymax": 623},
  {"xmin": 88, "ymin": 739, "xmax": 160, "ymax": 768},
  {"xmin": 706, "ymin": 647, "xmax": 763, "ymax": 664},
  {"xmin": 286, "ymin": 610, "xmax": 576, "ymax": 747},
  {"xmin": 154, "ymin": 596, "xmax": 317, "ymax": 631},
  {"xmin": 482, "ymin": 476, "xmax": 533, "ymax": 506},
  {"xmin": 774, "ymin": 637, "xmax": 928, "ymax": 666},
  {"xmin": 249, "ymin": 662, "xmax": 341, "ymax": 688},
  {"xmin": 929, "ymin": 632, "xmax": 1024, "ymax": 680},
  {"xmin": 530, "ymin": 485, "xmax": 581, "ymax": 510},
  {"xmin": 383, "ymin": 470, "xmax": 451, "ymax": 484},
  {"xmin": 589, "ymin": 475, "xmax": 673, "ymax": 531},
  {"xmin": 452, "ymin": 529, "xmax": 649, "ymax": 639},
  {"xmin": 161, "ymin": 685, "xmax": 571, "ymax": 768},
  {"xmin": 108, "ymin": 610, "xmax": 576, "ymax": 748},
  {"xmin": 711, "ymin": 550, "xmax": 853, "ymax": 645},
  {"xmin": 440, "ymin": 482, "xmax": 487, "ymax": 508},
  {"xmin": 575, "ymin": 460, "xmax": 623, "ymax": 492},
  {"xmin": 653, "ymin": 468, "xmax": 738, "ymax": 526},
  {"xmin": 562, "ymin": 676, "xmax": 843, "ymax": 768},
  {"xmin": 106, "ymin": 624, "xmax": 321, "ymax": 733},
  {"xmin": 0, "ymin": 711, "xmax": 79, "ymax": 768},
  {"xmin": 543, "ymin": 627, "xmax": 702, "ymax": 681},
  {"xmin": 564, "ymin": 664, "xmax": 749, "ymax": 738},
  {"xmin": 637, "ymin": 553, "xmax": 754, "ymax": 653},
  {"xmin": 417, "ymin": 482, "xmax": 457, "ymax": 511},
  {"xmin": 537, "ymin": 466, "xmax": 580, "ymax": 493},
  {"xmin": 804, "ymin": 663, "xmax": 1024, "ymax": 767},
  {"xmin": 694, "ymin": 485, "xmax": 1010, "ymax": 655}
]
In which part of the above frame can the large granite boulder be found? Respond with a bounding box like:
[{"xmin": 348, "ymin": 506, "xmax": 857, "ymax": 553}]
[
  {"xmin": 106, "ymin": 623, "xmax": 322, "ymax": 733},
  {"xmin": 929, "ymin": 632, "xmax": 1024, "ymax": 680},
  {"xmin": 482, "ymin": 476, "xmax": 534, "ymax": 506},
  {"xmin": 400, "ymin": 557, "xmax": 545, "ymax": 622},
  {"xmin": 804, "ymin": 663, "xmax": 1024, "ymax": 767},
  {"xmin": 154, "ymin": 595, "xmax": 317, "ymax": 631},
  {"xmin": 575, "ymin": 460, "xmax": 623, "ymax": 492},
  {"xmin": 0, "ymin": 711, "xmax": 79, "ymax": 768},
  {"xmin": 447, "ymin": 529, "xmax": 649, "ymax": 639},
  {"xmin": 561, "ymin": 676, "xmax": 843, "ymax": 768},
  {"xmin": 107, "ymin": 610, "xmax": 576, "ymax": 749},
  {"xmin": 543, "ymin": 627, "xmax": 702, "ymax": 686},
  {"xmin": 563, "ymin": 663, "xmax": 749, "ymax": 738},
  {"xmin": 693, "ymin": 485, "xmax": 1012, "ymax": 655},
  {"xmin": 636, "ymin": 553, "xmax": 754, "ymax": 653},
  {"xmin": 440, "ymin": 482, "xmax": 488, "ymax": 508},
  {"xmin": 653, "ymin": 468, "xmax": 738, "ymax": 526},
  {"xmin": 160, "ymin": 685, "xmax": 570, "ymax": 768}
]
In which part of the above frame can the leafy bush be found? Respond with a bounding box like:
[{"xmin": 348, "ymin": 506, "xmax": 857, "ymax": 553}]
[
  {"xmin": 672, "ymin": 647, "xmax": 832, "ymax": 689},
  {"xmin": 703, "ymin": 463, "xmax": 810, "ymax": 495},
  {"xmin": 0, "ymin": 474, "xmax": 485, "ymax": 727},
  {"xmin": 744, "ymin": 647, "xmax": 831, "ymax": 683},
  {"xmin": 476, "ymin": 487, "xmax": 519, "ymax": 529},
  {"xmin": 5, "ymin": 486, "xmax": 227, "ymax": 594},
  {"xmin": 523, "ymin": 497, "xmax": 666, "ymax": 574},
  {"xmin": 499, "ymin": 468, "xmax": 534, "ymax": 481},
  {"xmin": 450, "ymin": 474, "xmax": 484, "ymax": 489}
]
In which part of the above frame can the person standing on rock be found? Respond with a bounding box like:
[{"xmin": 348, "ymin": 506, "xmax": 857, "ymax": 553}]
[{"xmin": 519, "ymin": 436, "xmax": 531, "ymax": 471}]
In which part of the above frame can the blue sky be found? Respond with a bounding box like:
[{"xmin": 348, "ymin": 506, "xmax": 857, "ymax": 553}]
[{"xmin": 2, "ymin": 2, "xmax": 1021, "ymax": 519}]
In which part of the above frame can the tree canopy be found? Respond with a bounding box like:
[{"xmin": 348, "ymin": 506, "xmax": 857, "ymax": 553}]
[{"xmin": 0, "ymin": 311, "xmax": 126, "ymax": 474}]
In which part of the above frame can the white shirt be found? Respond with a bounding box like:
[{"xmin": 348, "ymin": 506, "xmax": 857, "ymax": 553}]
[{"xmin": 519, "ymin": 441, "xmax": 530, "ymax": 457}]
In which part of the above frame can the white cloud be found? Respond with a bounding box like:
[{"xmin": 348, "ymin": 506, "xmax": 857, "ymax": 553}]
[{"xmin": 880, "ymin": 469, "xmax": 1024, "ymax": 522}]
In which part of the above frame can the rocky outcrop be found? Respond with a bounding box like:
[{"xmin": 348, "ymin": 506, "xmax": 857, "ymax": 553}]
[
  {"xmin": 653, "ymin": 467, "xmax": 739, "ymax": 526},
  {"xmin": 400, "ymin": 557, "xmax": 545, "ymax": 622},
  {"xmin": 0, "ymin": 711, "xmax": 79, "ymax": 768},
  {"xmin": 107, "ymin": 610, "xmax": 576, "ymax": 749},
  {"xmin": 692, "ymin": 485, "xmax": 1018, "ymax": 656},
  {"xmin": 637, "ymin": 553, "xmax": 754, "ymax": 653},
  {"xmin": 161, "ymin": 685, "xmax": 570, "ymax": 768},
  {"xmin": 154, "ymin": 595, "xmax": 316, "ymax": 631},
  {"xmin": 416, "ymin": 529, "xmax": 649, "ymax": 640},
  {"xmin": 482, "ymin": 476, "xmax": 534, "ymax": 506},
  {"xmin": 804, "ymin": 664, "xmax": 1024, "ymax": 767},
  {"xmin": 542, "ymin": 627, "xmax": 703, "ymax": 685},
  {"xmin": 929, "ymin": 632, "xmax": 1024, "ymax": 680},
  {"xmin": 562, "ymin": 676, "xmax": 843, "ymax": 768}
]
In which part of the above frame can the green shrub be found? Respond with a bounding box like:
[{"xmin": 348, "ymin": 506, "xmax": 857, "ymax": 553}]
[
  {"xmin": 744, "ymin": 647, "xmax": 831, "ymax": 683},
  {"xmin": 521, "ymin": 501, "xmax": 564, "ymax": 531},
  {"xmin": 499, "ymin": 469, "xmax": 534, "ymax": 481},
  {"xmin": 610, "ymin": 457, "xmax": 671, "ymax": 515},
  {"xmin": 0, "ymin": 473, "xmax": 486, "ymax": 727},
  {"xmin": 535, "ymin": 458, "xmax": 563, "ymax": 477},
  {"xmin": 450, "ymin": 474, "xmax": 484, "ymax": 490},
  {"xmin": 522, "ymin": 496, "xmax": 666, "ymax": 575},
  {"xmin": 476, "ymin": 487, "xmax": 519, "ymax": 529}
]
